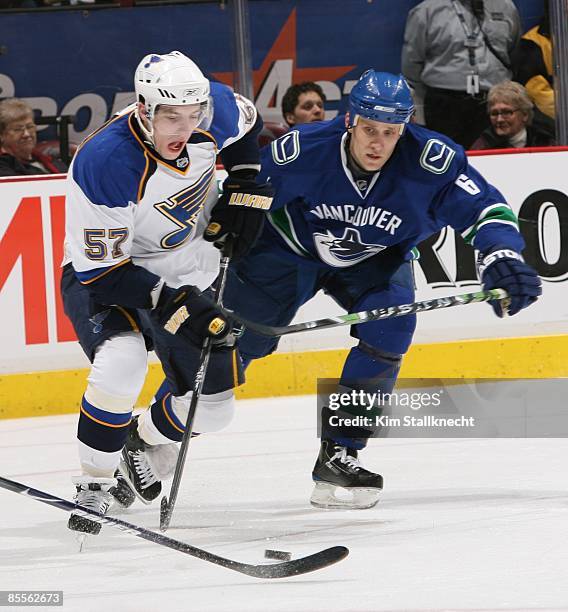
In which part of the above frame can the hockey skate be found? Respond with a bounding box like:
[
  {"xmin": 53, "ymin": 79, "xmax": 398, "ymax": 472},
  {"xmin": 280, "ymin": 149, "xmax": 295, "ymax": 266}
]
[
  {"xmin": 118, "ymin": 416, "xmax": 178, "ymax": 505},
  {"xmin": 310, "ymin": 439, "xmax": 383, "ymax": 509},
  {"xmin": 109, "ymin": 470, "xmax": 136, "ymax": 509},
  {"xmin": 68, "ymin": 476, "xmax": 117, "ymax": 538}
]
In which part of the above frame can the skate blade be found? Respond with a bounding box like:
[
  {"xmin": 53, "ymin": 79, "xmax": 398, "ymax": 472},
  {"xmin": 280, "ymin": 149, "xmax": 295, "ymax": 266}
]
[
  {"xmin": 118, "ymin": 460, "xmax": 152, "ymax": 506},
  {"xmin": 310, "ymin": 481, "xmax": 380, "ymax": 510},
  {"xmin": 107, "ymin": 498, "xmax": 129, "ymax": 515}
]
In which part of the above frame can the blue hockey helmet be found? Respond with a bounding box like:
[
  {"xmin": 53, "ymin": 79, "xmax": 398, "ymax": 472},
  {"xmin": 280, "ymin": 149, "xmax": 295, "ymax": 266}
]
[{"xmin": 348, "ymin": 70, "xmax": 415, "ymax": 126}]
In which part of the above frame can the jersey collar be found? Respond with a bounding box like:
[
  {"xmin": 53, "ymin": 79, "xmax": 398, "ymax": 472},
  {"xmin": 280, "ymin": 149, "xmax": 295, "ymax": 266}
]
[
  {"xmin": 340, "ymin": 132, "xmax": 381, "ymax": 199},
  {"xmin": 128, "ymin": 112, "xmax": 191, "ymax": 175}
]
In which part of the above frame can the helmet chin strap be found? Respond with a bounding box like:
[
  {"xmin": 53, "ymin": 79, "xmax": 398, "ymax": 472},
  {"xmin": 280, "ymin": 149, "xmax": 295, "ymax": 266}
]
[
  {"xmin": 346, "ymin": 113, "xmax": 358, "ymax": 130},
  {"xmin": 344, "ymin": 132, "xmax": 376, "ymax": 178},
  {"xmin": 135, "ymin": 105, "xmax": 156, "ymax": 148}
]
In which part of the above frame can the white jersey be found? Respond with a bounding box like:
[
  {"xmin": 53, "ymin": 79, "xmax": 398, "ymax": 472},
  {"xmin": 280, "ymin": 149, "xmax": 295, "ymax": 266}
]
[{"xmin": 64, "ymin": 82, "xmax": 257, "ymax": 291}]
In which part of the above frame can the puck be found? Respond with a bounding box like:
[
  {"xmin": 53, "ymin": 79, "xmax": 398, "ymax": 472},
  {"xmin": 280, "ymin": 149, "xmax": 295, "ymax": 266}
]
[{"xmin": 264, "ymin": 549, "xmax": 292, "ymax": 561}]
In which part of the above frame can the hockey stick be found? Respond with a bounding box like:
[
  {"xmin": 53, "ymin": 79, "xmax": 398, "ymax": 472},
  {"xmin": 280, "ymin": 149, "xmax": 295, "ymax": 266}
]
[
  {"xmin": 0, "ymin": 475, "xmax": 348, "ymax": 578},
  {"xmin": 159, "ymin": 239, "xmax": 233, "ymax": 532},
  {"xmin": 224, "ymin": 288, "xmax": 509, "ymax": 337}
]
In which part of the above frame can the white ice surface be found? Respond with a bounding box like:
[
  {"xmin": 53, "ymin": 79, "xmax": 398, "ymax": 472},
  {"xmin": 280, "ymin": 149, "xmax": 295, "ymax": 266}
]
[{"xmin": 1, "ymin": 396, "xmax": 568, "ymax": 612}]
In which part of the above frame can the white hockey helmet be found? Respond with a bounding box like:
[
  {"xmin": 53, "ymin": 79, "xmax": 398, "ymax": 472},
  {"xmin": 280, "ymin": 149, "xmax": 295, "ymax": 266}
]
[{"xmin": 134, "ymin": 51, "xmax": 212, "ymax": 142}]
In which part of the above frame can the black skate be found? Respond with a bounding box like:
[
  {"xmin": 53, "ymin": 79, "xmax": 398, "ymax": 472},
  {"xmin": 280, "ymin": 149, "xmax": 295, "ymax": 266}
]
[
  {"xmin": 311, "ymin": 439, "xmax": 383, "ymax": 509},
  {"xmin": 109, "ymin": 470, "xmax": 136, "ymax": 509},
  {"xmin": 68, "ymin": 476, "xmax": 117, "ymax": 536},
  {"xmin": 118, "ymin": 416, "xmax": 178, "ymax": 504}
]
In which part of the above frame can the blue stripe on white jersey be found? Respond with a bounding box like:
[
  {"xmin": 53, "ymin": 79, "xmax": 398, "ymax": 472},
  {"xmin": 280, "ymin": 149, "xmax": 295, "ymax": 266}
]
[
  {"xmin": 208, "ymin": 81, "xmax": 241, "ymax": 149},
  {"xmin": 72, "ymin": 113, "xmax": 147, "ymax": 208}
]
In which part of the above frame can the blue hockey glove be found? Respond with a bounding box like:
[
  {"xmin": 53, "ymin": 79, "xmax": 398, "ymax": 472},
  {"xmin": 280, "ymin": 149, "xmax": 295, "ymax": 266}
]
[
  {"xmin": 154, "ymin": 285, "xmax": 232, "ymax": 343},
  {"xmin": 204, "ymin": 172, "xmax": 274, "ymax": 260},
  {"xmin": 478, "ymin": 247, "xmax": 542, "ymax": 317}
]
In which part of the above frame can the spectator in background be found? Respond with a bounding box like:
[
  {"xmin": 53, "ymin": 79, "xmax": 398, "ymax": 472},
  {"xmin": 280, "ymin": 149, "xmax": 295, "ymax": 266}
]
[
  {"xmin": 470, "ymin": 80, "xmax": 555, "ymax": 150},
  {"xmin": 257, "ymin": 81, "xmax": 326, "ymax": 148},
  {"xmin": 512, "ymin": 0, "xmax": 554, "ymax": 126},
  {"xmin": 402, "ymin": 0, "xmax": 521, "ymax": 149},
  {"xmin": 0, "ymin": 98, "xmax": 48, "ymax": 176},
  {"xmin": 0, "ymin": 98, "xmax": 71, "ymax": 176},
  {"xmin": 281, "ymin": 81, "xmax": 326, "ymax": 127}
]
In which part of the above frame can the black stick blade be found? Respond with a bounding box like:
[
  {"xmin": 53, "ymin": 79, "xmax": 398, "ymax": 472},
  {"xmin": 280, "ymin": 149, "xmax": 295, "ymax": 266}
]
[
  {"xmin": 0, "ymin": 476, "xmax": 349, "ymax": 578},
  {"xmin": 246, "ymin": 545, "xmax": 349, "ymax": 579}
]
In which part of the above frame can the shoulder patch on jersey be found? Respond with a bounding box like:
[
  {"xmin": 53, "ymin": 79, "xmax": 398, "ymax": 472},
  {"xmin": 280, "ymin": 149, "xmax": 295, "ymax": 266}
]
[
  {"xmin": 419, "ymin": 139, "xmax": 456, "ymax": 175},
  {"xmin": 271, "ymin": 130, "xmax": 300, "ymax": 165},
  {"xmin": 234, "ymin": 92, "xmax": 256, "ymax": 128}
]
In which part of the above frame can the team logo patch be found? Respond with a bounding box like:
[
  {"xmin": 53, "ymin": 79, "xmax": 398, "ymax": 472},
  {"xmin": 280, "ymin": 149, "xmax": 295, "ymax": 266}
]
[
  {"xmin": 176, "ymin": 156, "xmax": 189, "ymax": 169},
  {"xmin": 419, "ymin": 139, "xmax": 455, "ymax": 174},
  {"xmin": 154, "ymin": 165, "xmax": 215, "ymax": 249},
  {"xmin": 271, "ymin": 130, "xmax": 300, "ymax": 165},
  {"xmin": 89, "ymin": 309, "xmax": 111, "ymax": 334},
  {"xmin": 234, "ymin": 93, "xmax": 256, "ymax": 125},
  {"xmin": 145, "ymin": 55, "xmax": 163, "ymax": 67},
  {"xmin": 313, "ymin": 227, "xmax": 386, "ymax": 267}
]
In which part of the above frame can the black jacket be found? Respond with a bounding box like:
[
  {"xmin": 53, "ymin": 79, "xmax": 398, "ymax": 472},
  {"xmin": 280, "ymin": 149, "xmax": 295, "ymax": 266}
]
[
  {"xmin": 470, "ymin": 123, "xmax": 555, "ymax": 151},
  {"xmin": 0, "ymin": 154, "xmax": 49, "ymax": 177}
]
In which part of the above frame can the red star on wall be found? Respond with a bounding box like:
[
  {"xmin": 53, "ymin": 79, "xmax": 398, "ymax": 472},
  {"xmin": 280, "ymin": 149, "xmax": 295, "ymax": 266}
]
[{"xmin": 213, "ymin": 8, "xmax": 355, "ymax": 96}]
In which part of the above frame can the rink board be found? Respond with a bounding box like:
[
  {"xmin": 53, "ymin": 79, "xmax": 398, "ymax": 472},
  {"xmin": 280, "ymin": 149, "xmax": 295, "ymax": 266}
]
[{"xmin": 0, "ymin": 149, "xmax": 567, "ymax": 418}]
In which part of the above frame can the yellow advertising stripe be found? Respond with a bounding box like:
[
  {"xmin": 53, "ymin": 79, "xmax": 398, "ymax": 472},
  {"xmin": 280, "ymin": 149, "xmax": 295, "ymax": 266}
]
[{"xmin": 0, "ymin": 334, "xmax": 566, "ymax": 420}]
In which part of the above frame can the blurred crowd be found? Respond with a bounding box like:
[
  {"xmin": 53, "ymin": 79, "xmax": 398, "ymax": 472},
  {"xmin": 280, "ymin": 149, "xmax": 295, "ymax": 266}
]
[
  {"xmin": 0, "ymin": 0, "xmax": 556, "ymax": 178},
  {"xmin": 402, "ymin": 0, "xmax": 555, "ymax": 149}
]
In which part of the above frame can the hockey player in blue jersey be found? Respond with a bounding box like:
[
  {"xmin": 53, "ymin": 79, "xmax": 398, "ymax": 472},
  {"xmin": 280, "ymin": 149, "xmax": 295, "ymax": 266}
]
[
  {"xmin": 223, "ymin": 70, "xmax": 541, "ymax": 509},
  {"xmin": 62, "ymin": 51, "xmax": 272, "ymax": 534}
]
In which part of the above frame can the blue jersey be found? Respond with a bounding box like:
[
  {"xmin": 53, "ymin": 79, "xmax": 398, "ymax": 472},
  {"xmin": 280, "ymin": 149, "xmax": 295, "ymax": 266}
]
[{"xmin": 259, "ymin": 117, "xmax": 523, "ymax": 268}]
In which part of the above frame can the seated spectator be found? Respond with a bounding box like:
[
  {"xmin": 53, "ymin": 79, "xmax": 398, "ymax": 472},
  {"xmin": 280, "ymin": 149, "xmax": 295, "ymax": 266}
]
[
  {"xmin": 0, "ymin": 98, "xmax": 69, "ymax": 176},
  {"xmin": 281, "ymin": 82, "xmax": 326, "ymax": 127},
  {"xmin": 470, "ymin": 80, "xmax": 555, "ymax": 150},
  {"xmin": 512, "ymin": 0, "xmax": 554, "ymax": 123},
  {"xmin": 402, "ymin": 0, "xmax": 521, "ymax": 149}
]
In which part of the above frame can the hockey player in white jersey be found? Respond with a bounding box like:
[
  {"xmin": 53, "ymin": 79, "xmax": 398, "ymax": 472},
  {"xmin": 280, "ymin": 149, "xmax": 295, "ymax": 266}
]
[{"xmin": 62, "ymin": 51, "xmax": 272, "ymax": 534}]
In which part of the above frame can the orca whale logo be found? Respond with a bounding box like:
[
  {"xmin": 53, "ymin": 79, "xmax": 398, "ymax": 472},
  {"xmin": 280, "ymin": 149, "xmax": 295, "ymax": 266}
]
[{"xmin": 313, "ymin": 227, "xmax": 386, "ymax": 267}]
